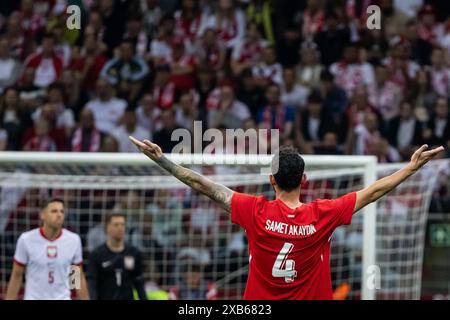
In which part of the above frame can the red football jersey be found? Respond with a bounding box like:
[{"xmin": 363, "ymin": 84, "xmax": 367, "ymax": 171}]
[{"xmin": 231, "ymin": 191, "xmax": 357, "ymax": 300}]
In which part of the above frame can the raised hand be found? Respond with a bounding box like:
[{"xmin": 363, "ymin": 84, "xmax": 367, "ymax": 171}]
[
  {"xmin": 408, "ymin": 144, "xmax": 444, "ymax": 172},
  {"xmin": 129, "ymin": 136, "xmax": 163, "ymax": 160}
]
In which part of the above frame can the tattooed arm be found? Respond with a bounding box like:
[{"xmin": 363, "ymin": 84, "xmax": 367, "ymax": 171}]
[{"xmin": 129, "ymin": 136, "xmax": 234, "ymax": 212}]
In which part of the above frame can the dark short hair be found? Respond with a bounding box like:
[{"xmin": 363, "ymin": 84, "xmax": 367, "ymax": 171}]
[
  {"xmin": 271, "ymin": 146, "xmax": 305, "ymax": 192},
  {"xmin": 105, "ymin": 213, "xmax": 127, "ymax": 226},
  {"xmin": 43, "ymin": 198, "xmax": 65, "ymax": 210}
]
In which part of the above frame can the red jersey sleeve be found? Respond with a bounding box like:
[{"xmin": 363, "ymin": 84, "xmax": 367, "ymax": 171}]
[
  {"xmin": 316, "ymin": 192, "xmax": 357, "ymax": 228},
  {"xmin": 231, "ymin": 192, "xmax": 259, "ymax": 230}
]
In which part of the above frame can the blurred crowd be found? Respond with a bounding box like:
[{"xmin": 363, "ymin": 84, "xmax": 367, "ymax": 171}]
[{"xmin": 0, "ymin": 0, "xmax": 449, "ymax": 161}]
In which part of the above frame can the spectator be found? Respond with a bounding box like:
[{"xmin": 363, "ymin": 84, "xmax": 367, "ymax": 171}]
[
  {"xmin": 423, "ymin": 97, "xmax": 450, "ymax": 149},
  {"xmin": 206, "ymin": 84, "xmax": 251, "ymax": 129},
  {"xmin": 13, "ymin": 0, "xmax": 46, "ymax": 43},
  {"xmin": 245, "ymin": 0, "xmax": 276, "ymax": 46},
  {"xmin": 3, "ymin": 14, "xmax": 27, "ymax": 60},
  {"xmin": 314, "ymin": 132, "xmax": 342, "ymax": 155},
  {"xmin": 386, "ymin": 101, "xmax": 423, "ymax": 160},
  {"xmin": 112, "ymin": 108, "xmax": 149, "ymax": 153},
  {"xmin": 153, "ymin": 109, "xmax": 183, "ymax": 153},
  {"xmin": 252, "ymin": 46, "xmax": 283, "ymax": 86},
  {"xmin": 412, "ymin": 68, "xmax": 437, "ymax": 112},
  {"xmin": 0, "ymin": 88, "xmax": 30, "ymax": 151},
  {"xmin": 298, "ymin": 0, "xmax": 326, "ymax": 40},
  {"xmin": 175, "ymin": 91, "xmax": 199, "ymax": 132},
  {"xmin": 100, "ymin": 40, "xmax": 149, "ymax": 102},
  {"xmin": 417, "ymin": 4, "xmax": 443, "ymax": 46},
  {"xmin": 51, "ymin": 24, "xmax": 72, "ymax": 68},
  {"xmin": 70, "ymin": 32, "xmax": 108, "ymax": 95},
  {"xmin": 24, "ymin": 33, "xmax": 63, "ymax": 88},
  {"xmin": 195, "ymin": 67, "xmax": 216, "ymax": 122},
  {"xmin": 101, "ymin": 134, "xmax": 119, "ymax": 153},
  {"xmin": 16, "ymin": 67, "xmax": 46, "ymax": 109},
  {"xmin": 429, "ymin": 47, "xmax": 450, "ymax": 98},
  {"xmin": 319, "ymin": 70, "xmax": 348, "ymax": 128},
  {"xmin": 231, "ymin": 22, "xmax": 267, "ymax": 76},
  {"xmin": 380, "ymin": 0, "xmax": 409, "ymax": 39},
  {"xmin": 280, "ymin": 67, "xmax": 310, "ymax": 110},
  {"xmin": 367, "ymin": 136, "xmax": 401, "ymax": 163},
  {"xmin": 71, "ymin": 108, "xmax": 103, "ymax": 152},
  {"xmin": 404, "ymin": 19, "xmax": 432, "ymax": 66},
  {"xmin": 0, "ymin": 37, "xmax": 22, "ymax": 94},
  {"xmin": 347, "ymin": 111, "xmax": 382, "ymax": 156},
  {"xmin": 136, "ymin": 93, "xmax": 162, "ymax": 136},
  {"xmin": 368, "ymin": 64, "xmax": 403, "ymax": 125},
  {"xmin": 295, "ymin": 41, "xmax": 323, "ymax": 88},
  {"xmin": 195, "ymin": 27, "xmax": 227, "ymax": 72},
  {"xmin": 87, "ymin": 213, "xmax": 147, "ymax": 300},
  {"xmin": 141, "ymin": 0, "xmax": 163, "ymax": 39},
  {"xmin": 169, "ymin": 263, "xmax": 217, "ymax": 300},
  {"xmin": 166, "ymin": 36, "xmax": 196, "ymax": 91},
  {"xmin": 344, "ymin": 84, "xmax": 380, "ymax": 132},
  {"xmin": 149, "ymin": 14, "xmax": 177, "ymax": 64},
  {"xmin": 152, "ymin": 64, "xmax": 177, "ymax": 109},
  {"xmin": 85, "ymin": 79, "xmax": 127, "ymax": 136},
  {"xmin": 174, "ymin": 0, "xmax": 204, "ymax": 46},
  {"xmin": 32, "ymin": 83, "xmax": 75, "ymax": 138},
  {"xmin": 257, "ymin": 83, "xmax": 295, "ymax": 142},
  {"xmin": 23, "ymin": 118, "xmax": 57, "ymax": 151},
  {"xmin": 330, "ymin": 42, "xmax": 375, "ymax": 98},
  {"xmin": 199, "ymin": 0, "xmax": 246, "ymax": 49},
  {"xmin": 235, "ymin": 69, "xmax": 264, "ymax": 120},
  {"xmin": 382, "ymin": 36, "xmax": 420, "ymax": 96},
  {"xmin": 295, "ymin": 90, "xmax": 336, "ymax": 153},
  {"xmin": 313, "ymin": 11, "xmax": 350, "ymax": 67},
  {"xmin": 122, "ymin": 16, "xmax": 149, "ymax": 58}
]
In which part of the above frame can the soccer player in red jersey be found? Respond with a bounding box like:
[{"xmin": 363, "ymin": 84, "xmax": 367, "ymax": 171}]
[{"xmin": 129, "ymin": 136, "xmax": 443, "ymax": 300}]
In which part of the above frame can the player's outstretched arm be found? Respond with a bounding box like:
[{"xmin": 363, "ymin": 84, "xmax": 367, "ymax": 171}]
[
  {"xmin": 5, "ymin": 263, "xmax": 24, "ymax": 300},
  {"xmin": 354, "ymin": 144, "xmax": 444, "ymax": 213},
  {"xmin": 129, "ymin": 136, "xmax": 233, "ymax": 212}
]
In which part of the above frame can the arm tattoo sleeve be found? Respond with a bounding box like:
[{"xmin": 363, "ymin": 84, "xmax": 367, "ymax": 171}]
[{"xmin": 154, "ymin": 155, "xmax": 233, "ymax": 212}]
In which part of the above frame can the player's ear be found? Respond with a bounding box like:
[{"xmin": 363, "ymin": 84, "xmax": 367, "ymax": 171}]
[
  {"xmin": 269, "ymin": 175, "xmax": 276, "ymax": 186},
  {"xmin": 301, "ymin": 174, "xmax": 307, "ymax": 186}
]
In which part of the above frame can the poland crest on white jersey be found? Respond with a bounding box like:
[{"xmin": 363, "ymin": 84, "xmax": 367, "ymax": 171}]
[{"xmin": 13, "ymin": 228, "xmax": 83, "ymax": 300}]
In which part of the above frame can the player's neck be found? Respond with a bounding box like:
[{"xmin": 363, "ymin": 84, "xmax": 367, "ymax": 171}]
[
  {"xmin": 106, "ymin": 238, "xmax": 125, "ymax": 252},
  {"xmin": 275, "ymin": 190, "xmax": 303, "ymax": 209},
  {"xmin": 41, "ymin": 225, "xmax": 62, "ymax": 241}
]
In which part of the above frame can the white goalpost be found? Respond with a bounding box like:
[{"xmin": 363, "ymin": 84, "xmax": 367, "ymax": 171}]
[{"xmin": 0, "ymin": 152, "xmax": 443, "ymax": 300}]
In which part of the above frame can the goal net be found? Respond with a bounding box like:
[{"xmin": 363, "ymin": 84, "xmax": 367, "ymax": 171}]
[{"xmin": 0, "ymin": 152, "xmax": 445, "ymax": 300}]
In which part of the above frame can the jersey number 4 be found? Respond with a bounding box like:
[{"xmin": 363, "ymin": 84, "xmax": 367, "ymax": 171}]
[{"xmin": 272, "ymin": 242, "xmax": 297, "ymax": 283}]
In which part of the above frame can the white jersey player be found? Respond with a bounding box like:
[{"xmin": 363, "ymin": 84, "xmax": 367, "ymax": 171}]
[{"xmin": 5, "ymin": 199, "xmax": 90, "ymax": 300}]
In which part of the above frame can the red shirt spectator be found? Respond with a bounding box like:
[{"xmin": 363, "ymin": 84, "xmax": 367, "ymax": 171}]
[{"xmin": 24, "ymin": 33, "xmax": 63, "ymax": 88}]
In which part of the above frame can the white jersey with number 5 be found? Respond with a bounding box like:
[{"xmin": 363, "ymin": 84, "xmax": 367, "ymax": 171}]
[{"xmin": 13, "ymin": 228, "xmax": 83, "ymax": 300}]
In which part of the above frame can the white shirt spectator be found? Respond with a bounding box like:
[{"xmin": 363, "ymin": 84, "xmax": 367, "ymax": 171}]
[
  {"xmin": 252, "ymin": 62, "xmax": 283, "ymax": 86},
  {"xmin": 85, "ymin": 97, "xmax": 127, "ymax": 135},
  {"xmin": 0, "ymin": 57, "xmax": 22, "ymax": 94},
  {"xmin": 430, "ymin": 67, "xmax": 450, "ymax": 97},
  {"xmin": 397, "ymin": 118, "xmax": 416, "ymax": 150},
  {"xmin": 199, "ymin": 9, "xmax": 246, "ymax": 49},
  {"xmin": 32, "ymin": 105, "xmax": 75, "ymax": 130},
  {"xmin": 135, "ymin": 104, "xmax": 162, "ymax": 134},
  {"xmin": 393, "ymin": 0, "xmax": 423, "ymax": 18},
  {"xmin": 112, "ymin": 124, "xmax": 149, "ymax": 153},
  {"xmin": 280, "ymin": 84, "xmax": 310, "ymax": 109},
  {"xmin": 330, "ymin": 62, "xmax": 375, "ymax": 97},
  {"xmin": 368, "ymin": 81, "xmax": 403, "ymax": 122},
  {"xmin": 149, "ymin": 38, "xmax": 173, "ymax": 61}
]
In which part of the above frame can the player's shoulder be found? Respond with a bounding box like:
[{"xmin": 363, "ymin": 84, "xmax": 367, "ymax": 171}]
[
  {"xmin": 61, "ymin": 228, "xmax": 82, "ymax": 241},
  {"xmin": 18, "ymin": 228, "xmax": 41, "ymax": 242},
  {"xmin": 124, "ymin": 243, "xmax": 141, "ymax": 255}
]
